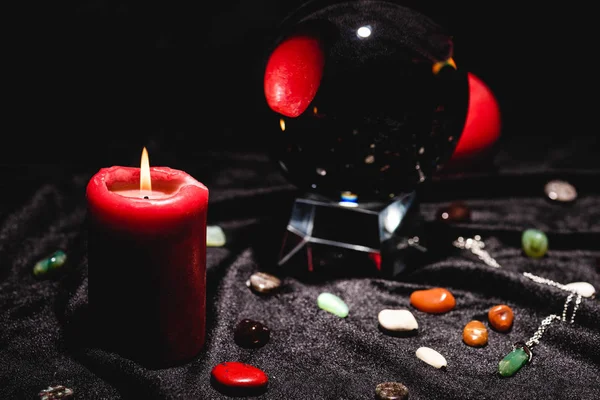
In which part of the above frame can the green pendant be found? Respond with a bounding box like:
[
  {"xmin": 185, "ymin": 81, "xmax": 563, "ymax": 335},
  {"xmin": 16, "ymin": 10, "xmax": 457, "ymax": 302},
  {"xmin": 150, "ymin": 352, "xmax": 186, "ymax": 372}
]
[
  {"xmin": 498, "ymin": 347, "xmax": 530, "ymax": 377},
  {"xmin": 33, "ymin": 250, "xmax": 67, "ymax": 277}
]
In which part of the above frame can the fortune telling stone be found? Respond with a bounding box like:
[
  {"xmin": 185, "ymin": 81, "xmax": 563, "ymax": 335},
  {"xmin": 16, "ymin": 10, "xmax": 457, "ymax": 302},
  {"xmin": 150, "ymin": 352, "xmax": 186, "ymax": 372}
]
[
  {"xmin": 416, "ymin": 347, "xmax": 447, "ymax": 369},
  {"xmin": 38, "ymin": 385, "xmax": 74, "ymax": 400},
  {"xmin": 246, "ymin": 272, "xmax": 281, "ymax": 294},
  {"xmin": 498, "ymin": 346, "xmax": 530, "ymax": 377},
  {"xmin": 462, "ymin": 320, "xmax": 488, "ymax": 347},
  {"xmin": 234, "ymin": 319, "xmax": 270, "ymax": 349},
  {"xmin": 375, "ymin": 382, "xmax": 409, "ymax": 400},
  {"xmin": 564, "ymin": 282, "xmax": 596, "ymax": 298},
  {"xmin": 521, "ymin": 229, "xmax": 548, "ymax": 258},
  {"xmin": 211, "ymin": 362, "xmax": 268, "ymax": 389},
  {"xmin": 410, "ymin": 288, "xmax": 456, "ymax": 314},
  {"xmin": 488, "ymin": 304, "xmax": 514, "ymax": 332},
  {"xmin": 207, "ymin": 226, "xmax": 226, "ymax": 247},
  {"xmin": 317, "ymin": 292, "xmax": 349, "ymax": 318},
  {"xmin": 436, "ymin": 202, "xmax": 471, "ymax": 223},
  {"xmin": 378, "ymin": 309, "xmax": 418, "ymax": 331},
  {"xmin": 33, "ymin": 250, "xmax": 67, "ymax": 277},
  {"xmin": 544, "ymin": 180, "xmax": 577, "ymax": 203}
]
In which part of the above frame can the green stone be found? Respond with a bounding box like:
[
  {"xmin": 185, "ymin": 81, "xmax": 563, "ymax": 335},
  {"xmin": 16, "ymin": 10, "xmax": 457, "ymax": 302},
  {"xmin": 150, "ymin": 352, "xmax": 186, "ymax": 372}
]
[
  {"xmin": 498, "ymin": 347, "xmax": 529, "ymax": 377},
  {"xmin": 317, "ymin": 292, "xmax": 349, "ymax": 318},
  {"xmin": 521, "ymin": 229, "xmax": 548, "ymax": 258},
  {"xmin": 207, "ymin": 226, "xmax": 226, "ymax": 247},
  {"xmin": 33, "ymin": 250, "xmax": 67, "ymax": 277}
]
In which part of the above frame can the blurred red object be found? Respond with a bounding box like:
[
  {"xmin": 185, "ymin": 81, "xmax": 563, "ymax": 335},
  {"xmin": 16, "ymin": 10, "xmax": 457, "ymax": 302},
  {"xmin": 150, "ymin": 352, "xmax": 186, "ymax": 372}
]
[
  {"xmin": 264, "ymin": 36, "xmax": 325, "ymax": 118},
  {"xmin": 448, "ymin": 72, "xmax": 501, "ymax": 165},
  {"xmin": 369, "ymin": 252, "xmax": 382, "ymax": 271}
]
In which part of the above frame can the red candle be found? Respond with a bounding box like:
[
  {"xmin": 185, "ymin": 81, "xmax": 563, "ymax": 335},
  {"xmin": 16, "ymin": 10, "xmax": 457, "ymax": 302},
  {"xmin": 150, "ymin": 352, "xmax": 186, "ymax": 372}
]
[{"xmin": 86, "ymin": 148, "xmax": 209, "ymax": 367}]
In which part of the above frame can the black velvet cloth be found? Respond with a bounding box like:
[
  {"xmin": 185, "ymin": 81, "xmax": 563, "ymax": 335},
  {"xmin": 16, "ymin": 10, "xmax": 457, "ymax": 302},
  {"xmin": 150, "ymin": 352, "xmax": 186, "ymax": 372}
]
[
  {"xmin": 2, "ymin": 136, "xmax": 600, "ymax": 399},
  {"xmin": 3, "ymin": 1, "xmax": 600, "ymax": 399}
]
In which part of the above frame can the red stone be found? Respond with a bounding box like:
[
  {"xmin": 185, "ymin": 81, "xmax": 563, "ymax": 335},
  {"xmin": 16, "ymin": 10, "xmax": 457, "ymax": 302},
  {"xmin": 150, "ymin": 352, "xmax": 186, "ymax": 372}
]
[
  {"xmin": 211, "ymin": 362, "xmax": 268, "ymax": 388},
  {"xmin": 264, "ymin": 35, "xmax": 325, "ymax": 117},
  {"xmin": 488, "ymin": 304, "xmax": 514, "ymax": 332},
  {"xmin": 449, "ymin": 72, "xmax": 501, "ymax": 163},
  {"xmin": 410, "ymin": 288, "xmax": 456, "ymax": 314}
]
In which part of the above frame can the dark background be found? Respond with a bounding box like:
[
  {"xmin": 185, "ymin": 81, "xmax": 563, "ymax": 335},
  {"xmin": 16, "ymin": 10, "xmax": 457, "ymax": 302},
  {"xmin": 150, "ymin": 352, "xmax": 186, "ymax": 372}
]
[
  {"xmin": 6, "ymin": 0, "xmax": 598, "ymax": 205},
  {"xmin": 5, "ymin": 0, "xmax": 599, "ymax": 219},
  {"xmin": 8, "ymin": 0, "xmax": 598, "ymax": 165},
  {"xmin": 2, "ymin": 2, "xmax": 599, "ymax": 399}
]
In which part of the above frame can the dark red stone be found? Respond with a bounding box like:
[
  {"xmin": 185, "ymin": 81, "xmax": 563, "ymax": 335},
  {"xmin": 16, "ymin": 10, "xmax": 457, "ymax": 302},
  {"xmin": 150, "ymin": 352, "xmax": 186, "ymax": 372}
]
[
  {"xmin": 264, "ymin": 35, "xmax": 325, "ymax": 117},
  {"xmin": 234, "ymin": 319, "xmax": 270, "ymax": 349},
  {"xmin": 211, "ymin": 362, "xmax": 268, "ymax": 389},
  {"xmin": 436, "ymin": 202, "xmax": 471, "ymax": 223}
]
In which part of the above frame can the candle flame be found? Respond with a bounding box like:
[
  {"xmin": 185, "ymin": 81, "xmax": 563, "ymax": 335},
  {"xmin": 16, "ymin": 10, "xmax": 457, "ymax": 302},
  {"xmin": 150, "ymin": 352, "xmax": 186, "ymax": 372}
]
[{"xmin": 140, "ymin": 147, "xmax": 152, "ymax": 192}]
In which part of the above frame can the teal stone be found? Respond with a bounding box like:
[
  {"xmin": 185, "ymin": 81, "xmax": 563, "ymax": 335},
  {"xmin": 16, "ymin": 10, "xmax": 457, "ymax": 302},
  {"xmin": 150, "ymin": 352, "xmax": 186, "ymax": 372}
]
[
  {"xmin": 498, "ymin": 347, "xmax": 529, "ymax": 377},
  {"xmin": 33, "ymin": 250, "xmax": 67, "ymax": 277},
  {"xmin": 317, "ymin": 292, "xmax": 349, "ymax": 318},
  {"xmin": 521, "ymin": 229, "xmax": 548, "ymax": 258}
]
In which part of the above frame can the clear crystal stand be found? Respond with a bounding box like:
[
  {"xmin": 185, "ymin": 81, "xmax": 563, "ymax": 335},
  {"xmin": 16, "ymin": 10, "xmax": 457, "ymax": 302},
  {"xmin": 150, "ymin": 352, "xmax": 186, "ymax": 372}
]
[{"xmin": 278, "ymin": 191, "xmax": 431, "ymax": 278}]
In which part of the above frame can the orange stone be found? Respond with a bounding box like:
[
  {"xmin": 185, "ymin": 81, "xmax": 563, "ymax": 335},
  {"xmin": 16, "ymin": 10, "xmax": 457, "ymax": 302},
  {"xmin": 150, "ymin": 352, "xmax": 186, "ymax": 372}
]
[
  {"xmin": 488, "ymin": 304, "xmax": 514, "ymax": 332},
  {"xmin": 410, "ymin": 288, "xmax": 456, "ymax": 314},
  {"xmin": 462, "ymin": 320, "xmax": 488, "ymax": 347}
]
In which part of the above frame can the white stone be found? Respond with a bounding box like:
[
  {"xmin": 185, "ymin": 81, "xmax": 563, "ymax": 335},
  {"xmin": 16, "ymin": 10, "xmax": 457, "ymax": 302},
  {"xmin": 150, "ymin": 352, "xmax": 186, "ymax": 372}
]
[
  {"xmin": 565, "ymin": 282, "xmax": 596, "ymax": 298},
  {"xmin": 207, "ymin": 226, "xmax": 226, "ymax": 247},
  {"xmin": 378, "ymin": 309, "xmax": 418, "ymax": 331},
  {"xmin": 416, "ymin": 347, "xmax": 447, "ymax": 369}
]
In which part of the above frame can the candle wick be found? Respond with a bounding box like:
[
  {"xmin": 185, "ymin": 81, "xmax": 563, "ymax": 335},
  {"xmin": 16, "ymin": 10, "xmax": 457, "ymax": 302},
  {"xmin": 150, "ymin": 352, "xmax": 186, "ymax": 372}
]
[{"xmin": 144, "ymin": 196, "xmax": 149, "ymax": 199}]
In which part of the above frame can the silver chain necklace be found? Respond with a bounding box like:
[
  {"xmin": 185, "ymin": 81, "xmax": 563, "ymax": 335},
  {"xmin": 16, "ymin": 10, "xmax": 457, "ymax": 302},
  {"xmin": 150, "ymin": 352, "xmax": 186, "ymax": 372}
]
[
  {"xmin": 449, "ymin": 235, "xmax": 588, "ymax": 376},
  {"xmin": 452, "ymin": 235, "xmax": 501, "ymax": 268},
  {"xmin": 523, "ymin": 272, "xmax": 576, "ymax": 292},
  {"xmin": 498, "ymin": 272, "xmax": 584, "ymax": 377}
]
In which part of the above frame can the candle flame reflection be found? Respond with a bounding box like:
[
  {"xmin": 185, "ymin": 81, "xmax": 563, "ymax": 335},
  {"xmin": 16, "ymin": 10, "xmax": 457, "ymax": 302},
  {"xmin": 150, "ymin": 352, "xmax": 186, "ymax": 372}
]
[{"xmin": 140, "ymin": 147, "xmax": 152, "ymax": 192}]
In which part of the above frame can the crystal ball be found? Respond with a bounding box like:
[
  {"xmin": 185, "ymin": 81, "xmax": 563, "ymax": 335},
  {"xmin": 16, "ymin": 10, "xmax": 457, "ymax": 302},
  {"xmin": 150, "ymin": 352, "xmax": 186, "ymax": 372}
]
[{"xmin": 263, "ymin": 0, "xmax": 469, "ymax": 202}]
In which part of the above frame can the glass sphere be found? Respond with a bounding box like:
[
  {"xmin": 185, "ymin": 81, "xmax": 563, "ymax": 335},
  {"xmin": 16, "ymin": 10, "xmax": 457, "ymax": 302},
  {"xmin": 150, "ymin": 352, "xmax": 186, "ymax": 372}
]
[{"xmin": 264, "ymin": 0, "xmax": 469, "ymax": 202}]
